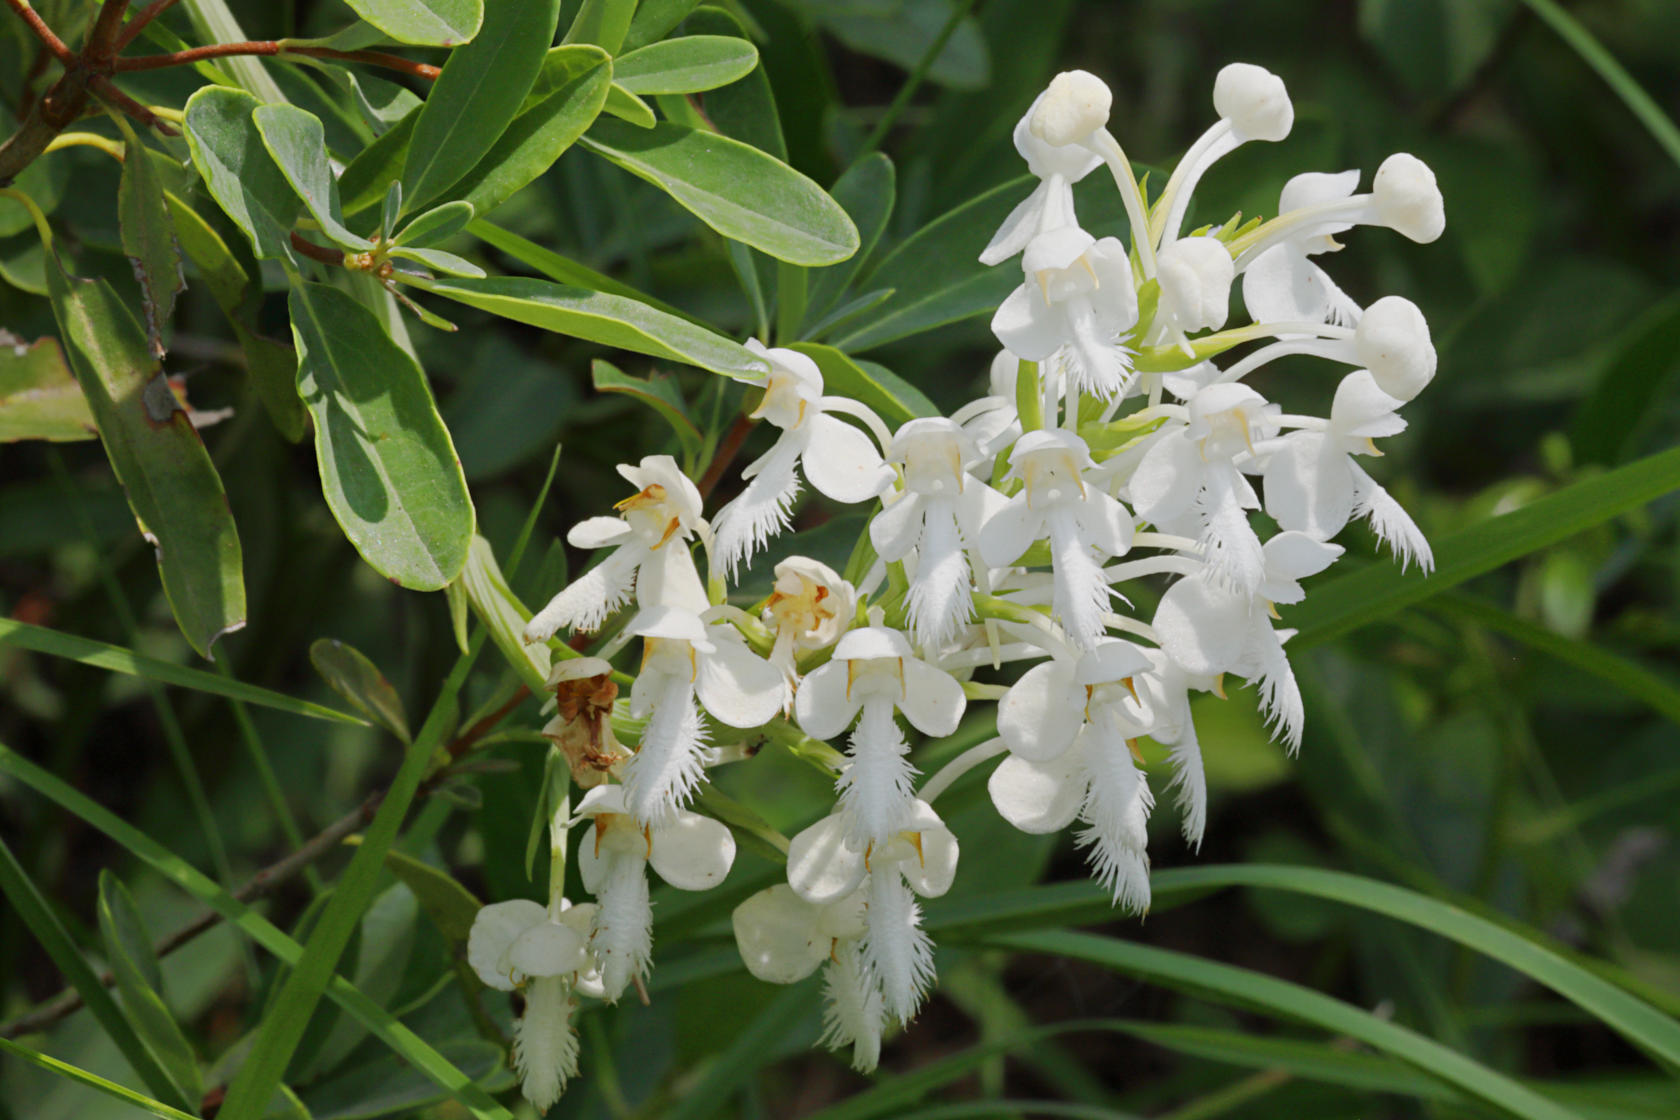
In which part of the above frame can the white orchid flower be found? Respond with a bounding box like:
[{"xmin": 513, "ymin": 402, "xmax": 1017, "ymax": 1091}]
[
  {"xmin": 575, "ymin": 784, "xmax": 736, "ymax": 1001},
  {"xmin": 467, "ymin": 897, "xmax": 600, "ymax": 1111},
  {"xmin": 1129, "ymin": 384, "xmax": 1280, "ymax": 594},
  {"xmin": 871, "ymin": 418, "xmax": 1007, "ymax": 650},
  {"xmin": 525, "ymin": 456, "xmax": 705, "ymax": 640},
  {"xmin": 991, "ymin": 639, "xmax": 1157, "ymax": 911},
  {"xmin": 1209, "ymin": 294, "xmax": 1437, "ymax": 405},
  {"xmin": 712, "ymin": 342, "xmax": 893, "ymax": 576},
  {"xmin": 795, "ymin": 625, "xmax": 966, "ymax": 848},
  {"xmin": 993, "ymin": 226, "xmax": 1141, "ymax": 399},
  {"xmin": 1233, "ymin": 153, "xmax": 1444, "ymax": 275},
  {"xmin": 1131, "ymin": 649, "xmax": 1217, "ymax": 848},
  {"xmin": 979, "ymin": 70, "xmax": 1108, "ymax": 266},
  {"xmin": 1240, "ymin": 170, "xmax": 1366, "ymax": 328},
  {"xmin": 762, "ymin": 556, "xmax": 856, "ymax": 689},
  {"xmin": 981, "ymin": 430, "xmax": 1135, "ymax": 649},
  {"xmin": 1152, "ymin": 531, "xmax": 1343, "ymax": 750},
  {"xmin": 623, "ymin": 605, "xmax": 785, "ymax": 827},
  {"xmin": 787, "ymin": 799, "xmax": 959, "ymax": 1026},
  {"xmin": 1261, "ymin": 369, "xmax": 1434, "ymax": 570},
  {"xmin": 1154, "ymin": 236, "xmax": 1235, "ymax": 355}
]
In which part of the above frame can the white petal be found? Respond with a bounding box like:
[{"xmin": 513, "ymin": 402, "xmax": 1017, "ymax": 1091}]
[
  {"xmin": 577, "ymin": 824, "xmax": 607, "ymax": 895},
  {"xmin": 997, "ymin": 660, "xmax": 1082, "ymax": 762},
  {"xmin": 1075, "ymin": 490, "xmax": 1135, "ymax": 557},
  {"xmin": 905, "ymin": 503, "xmax": 974, "ymax": 650},
  {"xmin": 977, "ymin": 495, "xmax": 1043, "ymax": 567},
  {"xmin": 787, "ymin": 813, "xmax": 867, "ymax": 905},
  {"xmin": 1154, "ymin": 576, "xmax": 1248, "ymax": 676},
  {"xmin": 567, "ymin": 516, "xmax": 634, "ymax": 550},
  {"xmin": 1261, "ymin": 433, "xmax": 1353, "ymax": 539},
  {"xmin": 838, "ymin": 697, "xmax": 918, "ymax": 849},
  {"xmin": 794, "ymin": 660, "xmax": 863, "ymax": 741},
  {"xmin": 524, "ymin": 544, "xmax": 644, "ymax": 640},
  {"xmin": 1351, "ymin": 463, "xmax": 1434, "ymax": 573},
  {"xmin": 467, "ymin": 899, "xmax": 547, "ymax": 990},
  {"xmin": 900, "ymin": 819, "xmax": 960, "ymax": 899},
  {"xmin": 897, "ymin": 658, "xmax": 966, "ymax": 738},
  {"xmin": 697, "ymin": 637, "xmax": 786, "ymax": 728},
  {"xmin": 515, "ymin": 976, "xmax": 578, "ymax": 1112},
  {"xmin": 991, "ymin": 283, "xmax": 1064, "ymax": 361},
  {"xmin": 508, "ymin": 921, "xmax": 588, "ymax": 979},
  {"xmin": 731, "ymin": 885, "xmax": 830, "ymax": 985},
  {"xmin": 989, "ymin": 750, "xmax": 1086, "ymax": 834},
  {"xmin": 1262, "ymin": 530, "xmax": 1343, "ymax": 594},
  {"xmin": 1075, "ymin": 725, "xmax": 1154, "ymax": 913},
  {"xmin": 1129, "ymin": 430, "xmax": 1201, "ymax": 526},
  {"xmin": 622, "ymin": 675, "xmax": 708, "ymax": 827},
  {"xmin": 1240, "ymin": 245, "xmax": 1332, "ymax": 326},
  {"xmin": 869, "ymin": 492, "xmax": 925, "ymax": 562},
  {"xmin": 648, "ymin": 811, "xmax": 736, "ymax": 890},
  {"xmin": 1330, "ymin": 369, "xmax": 1406, "ymax": 438},
  {"xmin": 803, "ymin": 414, "xmax": 891, "ymax": 504},
  {"xmin": 979, "ymin": 184, "xmax": 1047, "ymax": 266},
  {"xmin": 591, "ymin": 853, "xmax": 653, "ymax": 1001}
]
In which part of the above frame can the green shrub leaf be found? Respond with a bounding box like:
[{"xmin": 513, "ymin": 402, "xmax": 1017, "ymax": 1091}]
[
  {"xmin": 613, "ymin": 35, "xmax": 760, "ymax": 95},
  {"xmin": 341, "ymin": 0, "xmax": 482, "ymax": 46}
]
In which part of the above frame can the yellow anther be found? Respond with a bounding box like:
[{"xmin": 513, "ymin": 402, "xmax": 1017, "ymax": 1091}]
[{"xmin": 1211, "ymin": 673, "xmax": 1227, "ymax": 700}]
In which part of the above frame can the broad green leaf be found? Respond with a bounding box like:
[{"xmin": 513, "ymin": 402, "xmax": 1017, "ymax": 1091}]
[
  {"xmin": 301, "ymin": 1039, "xmax": 509, "ymax": 1119},
  {"xmin": 592, "ymin": 357, "xmax": 702, "ymax": 458},
  {"xmin": 184, "ymin": 86, "xmax": 302, "ymax": 263},
  {"xmin": 805, "ymin": 153, "xmax": 895, "ymax": 328},
  {"xmin": 613, "ymin": 35, "xmax": 759, "ymax": 95},
  {"xmin": 468, "ymin": 218, "xmax": 694, "ymax": 320},
  {"xmin": 341, "ymin": 0, "xmax": 482, "ymax": 46},
  {"xmin": 790, "ymin": 342, "xmax": 935, "ymax": 428},
  {"xmin": 254, "ymin": 104, "xmax": 375, "ymax": 251},
  {"xmin": 289, "ymin": 281, "xmax": 475, "ymax": 590},
  {"xmin": 1287, "ymin": 445, "xmax": 1680, "ymax": 648},
  {"xmin": 340, "ymin": 110, "xmax": 416, "ymax": 218},
  {"xmin": 461, "ymin": 533, "xmax": 550, "ymax": 693},
  {"xmin": 450, "ymin": 45, "xmax": 612, "ymax": 217},
  {"xmin": 400, "ymin": 0, "xmax": 562, "ymax": 210},
  {"xmin": 603, "ymin": 81, "xmax": 658, "ymax": 127},
  {"xmin": 96, "ymin": 872, "xmax": 204, "ymax": 1106},
  {"xmin": 45, "ymin": 250, "xmax": 246, "ymax": 658},
  {"xmin": 165, "ymin": 193, "xmax": 308, "ymax": 441},
  {"xmin": 0, "ymin": 740, "xmax": 515, "ymax": 1120},
  {"xmin": 1570, "ymin": 292, "xmax": 1680, "ymax": 466},
  {"xmin": 411, "ymin": 273, "xmax": 769, "ymax": 378},
  {"xmin": 580, "ymin": 119, "xmax": 859, "ymax": 265},
  {"xmin": 309, "ymin": 638, "xmax": 411, "ymax": 742},
  {"xmin": 623, "ymin": 0, "xmax": 702, "ymax": 51},
  {"xmin": 367, "ymin": 844, "xmax": 482, "ymax": 944},
  {"xmin": 561, "ymin": 0, "xmax": 636, "ymax": 52},
  {"xmin": 678, "ymin": 7, "xmax": 784, "ymax": 159},
  {"xmin": 118, "ymin": 143, "xmax": 186, "ymax": 356},
  {"xmin": 393, "ymin": 201, "xmax": 475, "ymax": 248},
  {"xmin": 987, "ymin": 929, "xmax": 1580, "ymax": 1120},
  {"xmin": 0, "ymin": 836, "xmax": 195, "ymax": 1113},
  {"xmin": 0, "ymin": 618, "xmax": 365, "ymax": 723},
  {"xmin": 0, "ymin": 334, "xmax": 94, "ymax": 442},
  {"xmin": 0, "ymin": 1037, "xmax": 197, "ymax": 1120}
]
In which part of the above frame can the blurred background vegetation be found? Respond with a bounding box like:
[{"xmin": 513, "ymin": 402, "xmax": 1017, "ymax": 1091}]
[{"xmin": 3, "ymin": 0, "xmax": 1679, "ymax": 1117}]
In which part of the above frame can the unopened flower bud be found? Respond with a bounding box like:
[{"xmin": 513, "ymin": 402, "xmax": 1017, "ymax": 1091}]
[
  {"xmin": 1372, "ymin": 153, "xmax": 1444, "ymax": 243},
  {"xmin": 1029, "ymin": 70, "xmax": 1112, "ymax": 148},
  {"xmin": 1213, "ymin": 63, "xmax": 1293, "ymax": 142},
  {"xmin": 1356, "ymin": 296, "xmax": 1436, "ymax": 400},
  {"xmin": 1156, "ymin": 236, "xmax": 1235, "ymax": 333}
]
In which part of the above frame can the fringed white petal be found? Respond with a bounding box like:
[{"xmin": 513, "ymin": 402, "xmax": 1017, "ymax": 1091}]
[
  {"xmin": 524, "ymin": 543, "xmax": 645, "ymax": 640},
  {"xmin": 514, "ymin": 976, "xmax": 579, "ymax": 1113},
  {"xmin": 1048, "ymin": 511, "xmax": 1111, "ymax": 650},
  {"xmin": 711, "ymin": 437, "xmax": 803, "ymax": 577},
  {"xmin": 1163, "ymin": 722, "xmax": 1208, "ymax": 849},
  {"xmin": 1196, "ymin": 467, "xmax": 1266, "ymax": 595},
  {"xmin": 1246, "ymin": 622, "xmax": 1304, "ymax": 753},
  {"xmin": 838, "ymin": 697, "xmax": 917, "ymax": 850},
  {"xmin": 1351, "ymin": 463, "xmax": 1433, "ymax": 573},
  {"xmin": 863, "ymin": 868, "xmax": 936, "ymax": 1026},
  {"xmin": 622, "ymin": 675, "xmax": 708, "ymax": 828},
  {"xmin": 905, "ymin": 502, "xmax": 973, "ymax": 650},
  {"xmin": 820, "ymin": 941, "xmax": 884, "ymax": 1073},
  {"xmin": 591, "ymin": 853, "xmax": 653, "ymax": 1002},
  {"xmin": 1075, "ymin": 725, "xmax": 1154, "ymax": 914}
]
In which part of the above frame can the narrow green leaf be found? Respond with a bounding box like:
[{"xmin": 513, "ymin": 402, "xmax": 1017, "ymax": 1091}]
[
  {"xmin": 0, "ymin": 334, "xmax": 95, "ymax": 442},
  {"xmin": 790, "ymin": 342, "xmax": 935, "ymax": 427},
  {"xmin": 401, "ymin": 0, "xmax": 563, "ymax": 210},
  {"xmin": 308, "ymin": 638, "xmax": 411, "ymax": 742},
  {"xmin": 0, "ymin": 836, "xmax": 195, "ymax": 1113},
  {"xmin": 580, "ymin": 119, "xmax": 859, "ymax": 265},
  {"xmin": 389, "ymin": 245, "xmax": 485, "ymax": 277},
  {"xmin": 0, "ymin": 1037, "xmax": 197, "ymax": 1120},
  {"xmin": 0, "ymin": 739, "xmax": 515, "ymax": 1120},
  {"xmin": 561, "ymin": 0, "xmax": 636, "ymax": 52},
  {"xmin": 988, "ymin": 929, "xmax": 1581, "ymax": 1120},
  {"xmin": 341, "ymin": 0, "xmax": 482, "ymax": 46},
  {"xmin": 805, "ymin": 153, "xmax": 895, "ymax": 327},
  {"xmin": 184, "ymin": 86, "xmax": 302, "ymax": 263},
  {"xmin": 466, "ymin": 218, "xmax": 693, "ymax": 319},
  {"xmin": 117, "ymin": 143, "xmax": 186, "ymax": 357},
  {"xmin": 339, "ymin": 110, "xmax": 416, "ymax": 218},
  {"xmin": 254, "ymin": 105, "xmax": 374, "ymax": 251},
  {"xmin": 411, "ymin": 273, "xmax": 769, "ymax": 378},
  {"xmin": 381, "ymin": 182, "xmax": 403, "ymax": 241},
  {"xmin": 1287, "ymin": 445, "xmax": 1680, "ymax": 648},
  {"xmin": 96, "ymin": 872, "xmax": 204, "ymax": 1106},
  {"xmin": 461, "ymin": 534, "xmax": 550, "ymax": 693},
  {"xmin": 45, "ymin": 248, "xmax": 246, "ymax": 658},
  {"xmin": 592, "ymin": 357, "xmax": 702, "ymax": 456},
  {"xmin": 393, "ymin": 201, "xmax": 475, "ymax": 248},
  {"xmin": 289, "ymin": 281, "xmax": 475, "ymax": 590},
  {"xmin": 0, "ymin": 618, "xmax": 365, "ymax": 724},
  {"xmin": 613, "ymin": 35, "xmax": 759, "ymax": 95},
  {"xmin": 623, "ymin": 0, "xmax": 702, "ymax": 52},
  {"xmin": 663, "ymin": 984, "xmax": 814, "ymax": 1120},
  {"xmin": 359, "ymin": 842, "xmax": 482, "ymax": 944},
  {"xmin": 603, "ymin": 82, "xmax": 658, "ymax": 127},
  {"xmin": 448, "ymin": 45, "xmax": 612, "ymax": 217}
]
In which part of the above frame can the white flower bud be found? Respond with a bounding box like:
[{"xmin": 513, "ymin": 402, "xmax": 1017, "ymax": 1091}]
[
  {"xmin": 1156, "ymin": 236, "xmax": 1235, "ymax": 333},
  {"xmin": 1372, "ymin": 153, "xmax": 1444, "ymax": 243},
  {"xmin": 1029, "ymin": 70, "xmax": 1112, "ymax": 148},
  {"xmin": 1356, "ymin": 296, "xmax": 1436, "ymax": 400},
  {"xmin": 1212, "ymin": 63, "xmax": 1293, "ymax": 142}
]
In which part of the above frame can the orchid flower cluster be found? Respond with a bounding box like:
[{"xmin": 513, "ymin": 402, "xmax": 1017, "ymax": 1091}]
[{"xmin": 467, "ymin": 62, "xmax": 1444, "ymax": 1111}]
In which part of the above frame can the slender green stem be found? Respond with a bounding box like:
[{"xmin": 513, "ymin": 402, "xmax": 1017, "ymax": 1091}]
[
  {"xmin": 850, "ymin": 0, "xmax": 975, "ymax": 165},
  {"xmin": 1015, "ymin": 359, "xmax": 1042, "ymax": 431},
  {"xmin": 214, "ymin": 657, "xmax": 322, "ymax": 894}
]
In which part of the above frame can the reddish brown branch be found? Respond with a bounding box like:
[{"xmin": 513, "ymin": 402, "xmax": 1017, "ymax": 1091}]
[
  {"xmin": 113, "ymin": 0, "xmax": 179, "ymax": 51},
  {"xmin": 3, "ymin": 0, "xmax": 74, "ymax": 65},
  {"xmin": 447, "ymin": 687, "xmax": 532, "ymax": 763},
  {"xmin": 290, "ymin": 231, "xmax": 346, "ymax": 266},
  {"xmin": 17, "ymin": 46, "xmax": 52, "ymax": 117},
  {"xmin": 115, "ymin": 41, "xmax": 440, "ymax": 81},
  {"xmin": 698, "ymin": 412, "xmax": 759, "ymax": 500},
  {"xmin": 88, "ymin": 73, "xmax": 178, "ymax": 136},
  {"xmin": 84, "ymin": 0, "xmax": 132, "ymax": 65}
]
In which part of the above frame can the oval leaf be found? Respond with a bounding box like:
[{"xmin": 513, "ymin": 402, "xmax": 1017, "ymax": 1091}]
[
  {"xmin": 790, "ymin": 342, "xmax": 935, "ymax": 428},
  {"xmin": 309, "ymin": 638, "xmax": 411, "ymax": 741},
  {"xmin": 580, "ymin": 119, "xmax": 859, "ymax": 265},
  {"xmin": 393, "ymin": 200, "xmax": 475, "ymax": 248},
  {"xmin": 253, "ymin": 104, "xmax": 373, "ymax": 251},
  {"xmin": 118, "ymin": 145, "xmax": 185, "ymax": 357},
  {"xmin": 400, "ymin": 0, "xmax": 563, "ymax": 210},
  {"xmin": 288, "ymin": 282, "xmax": 474, "ymax": 590},
  {"xmin": 0, "ymin": 334, "xmax": 95, "ymax": 442},
  {"xmin": 183, "ymin": 87, "xmax": 302, "ymax": 264},
  {"xmin": 342, "ymin": 0, "xmax": 482, "ymax": 46},
  {"xmin": 613, "ymin": 35, "xmax": 759, "ymax": 95}
]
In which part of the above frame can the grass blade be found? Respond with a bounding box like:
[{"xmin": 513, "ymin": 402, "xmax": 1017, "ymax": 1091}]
[
  {"xmin": 0, "ymin": 1037, "xmax": 197, "ymax": 1120},
  {"xmin": 0, "ymin": 618, "xmax": 366, "ymax": 726}
]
